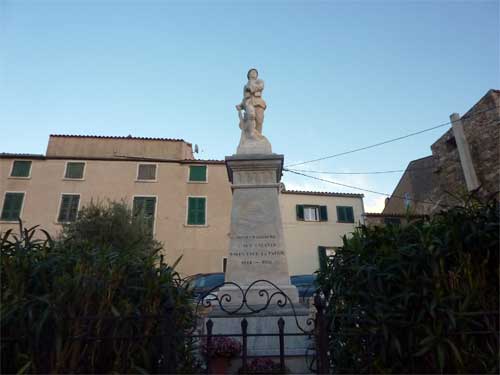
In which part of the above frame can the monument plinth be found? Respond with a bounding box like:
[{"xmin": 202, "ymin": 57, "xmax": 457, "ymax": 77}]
[{"xmin": 220, "ymin": 153, "xmax": 299, "ymax": 305}]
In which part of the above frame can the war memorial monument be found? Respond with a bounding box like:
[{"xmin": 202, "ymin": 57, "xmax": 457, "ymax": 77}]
[{"xmin": 207, "ymin": 69, "xmax": 309, "ymax": 356}]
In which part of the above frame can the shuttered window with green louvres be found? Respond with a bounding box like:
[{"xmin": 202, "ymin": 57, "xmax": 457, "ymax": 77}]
[
  {"xmin": 65, "ymin": 162, "xmax": 85, "ymax": 179},
  {"xmin": 133, "ymin": 197, "xmax": 156, "ymax": 232},
  {"xmin": 58, "ymin": 194, "xmax": 80, "ymax": 222},
  {"xmin": 189, "ymin": 166, "xmax": 207, "ymax": 182},
  {"xmin": 296, "ymin": 205, "xmax": 328, "ymax": 221},
  {"xmin": 1, "ymin": 193, "xmax": 24, "ymax": 221},
  {"xmin": 336, "ymin": 206, "xmax": 355, "ymax": 223},
  {"xmin": 11, "ymin": 160, "xmax": 32, "ymax": 177},
  {"xmin": 187, "ymin": 197, "xmax": 206, "ymax": 225}
]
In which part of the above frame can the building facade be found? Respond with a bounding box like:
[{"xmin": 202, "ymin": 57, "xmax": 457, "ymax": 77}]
[{"xmin": 1, "ymin": 135, "xmax": 364, "ymax": 276}]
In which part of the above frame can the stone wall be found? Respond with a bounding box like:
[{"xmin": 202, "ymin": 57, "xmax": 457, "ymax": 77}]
[{"xmin": 430, "ymin": 89, "xmax": 500, "ymax": 208}]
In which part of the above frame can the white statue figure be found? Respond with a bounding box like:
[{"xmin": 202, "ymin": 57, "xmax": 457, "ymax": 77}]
[
  {"xmin": 236, "ymin": 68, "xmax": 267, "ymax": 135},
  {"xmin": 235, "ymin": 69, "xmax": 272, "ymax": 155}
]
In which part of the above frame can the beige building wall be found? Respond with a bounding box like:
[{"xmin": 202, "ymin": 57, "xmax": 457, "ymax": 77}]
[
  {"xmin": 1, "ymin": 137, "xmax": 365, "ymax": 277},
  {"xmin": 0, "ymin": 157, "xmax": 231, "ymax": 276},
  {"xmin": 280, "ymin": 191, "xmax": 364, "ymax": 275},
  {"xmin": 46, "ymin": 135, "xmax": 194, "ymax": 160}
]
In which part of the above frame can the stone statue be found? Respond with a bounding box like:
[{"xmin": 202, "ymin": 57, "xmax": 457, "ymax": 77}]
[
  {"xmin": 235, "ymin": 68, "xmax": 272, "ymax": 155},
  {"xmin": 236, "ymin": 68, "xmax": 267, "ymax": 135}
]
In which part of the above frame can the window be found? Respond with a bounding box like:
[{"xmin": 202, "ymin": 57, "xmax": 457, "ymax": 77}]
[
  {"xmin": 58, "ymin": 194, "xmax": 80, "ymax": 222},
  {"xmin": 296, "ymin": 205, "xmax": 328, "ymax": 222},
  {"xmin": 64, "ymin": 162, "xmax": 85, "ymax": 179},
  {"xmin": 189, "ymin": 165, "xmax": 207, "ymax": 182},
  {"xmin": 1, "ymin": 192, "xmax": 24, "ymax": 221},
  {"xmin": 137, "ymin": 164, "xmax": 157, "ymax": 181},
  {"xmin": 57, "ymin": 194, "xmax": 80, "ymax": 222},
  {"xmin": 404, "ymin": 192, "xmax": 411, "ymax": 209},
  {"xmin": 133, "ymin": 196, "xmax": 156, "ymax": 232},
  {"xmin": 187, "ymin": 197, "xmax": 206, "ymax": 225},
  {"xmin": 336, "ymin": 206, "xmax": 354, "ymax": 223},
  {"xmin": 384, "ymin": 217, "xmax": 401, "ymax": 226},
  {"xmin": 11, "ymin": 160, "xmax": 32, "ymax": 178},
  {"xmin": 222, "ymin": 257, "xmax": 227, "ymax": 273},
  {"xmin": 304, "ymin": 206, "xmax": 319, "ymax": 221},
  {"xmin": 318, "ymin": 246, "xmax": 337, "ymax": 270}
]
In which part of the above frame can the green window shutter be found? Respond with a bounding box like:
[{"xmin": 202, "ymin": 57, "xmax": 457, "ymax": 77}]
[
  {"xmin": 336, "ymin": 206, "xmax": 345, "ymax": 222},
  {"xmin": 319, "ymin": 206, "xmax": 328, "ymax": 221},
  {"xmin": 189, "ymin": 166, "xmax": 207, "ymax": 182},
  {"xmin": 133, "ymin": 197, "xmax": 144, "ymax": 216},
  {"xmin": 296, "ymin": 205, "xmax": 304, "ymax": 220},
  {"xmin": 58, "ymin": 194, "xmax": 79, "ymax": 222},
  {"xmin": 222, "ymin": 258, "xmax": 227, "ymax": 273},
  {"xmin": 188, "ymin": 197, "xmax": 206, "ymax": 225},
  {"xmin": 1, "ymin": 193, "xmax": 24, "ymax": 221},
  {"xmin": 11, "ymin": 161, "xmax": 32, "ymax": 177},
  {"xmin": 346, "ymin": 207, "xmax": 354, "ymax": 223},
  {"xmin": 133, "ymin": 197, "xmax": 156, "ymax": 231},
  {"xmin": 318, "ymin": 246, "xmax": 327, "ymax": 272},
  {"xmin": 65, "ymin": 162, "xmax": 85, "ymax": 179},
  {"xmin": 337, "ymin": 206, "xmax": 354, "ymax": 223}
]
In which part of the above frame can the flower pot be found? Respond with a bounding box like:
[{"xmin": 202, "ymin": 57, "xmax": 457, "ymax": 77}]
[{"xmin": 211, "ymin": 356, "xmax": 230, "ymax": 374}]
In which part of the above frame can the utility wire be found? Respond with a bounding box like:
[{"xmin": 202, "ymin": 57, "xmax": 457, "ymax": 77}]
[
  {"xmin": 285, "ymin": 105, "xmax": 500, "ymax": 168},
  {"xmin": 287, "ymin": 165, "xmax": 438, "ymax": 175},
  {"xmin": 284, "ymin": 168, "xmax": 442, "ymax": 207}
]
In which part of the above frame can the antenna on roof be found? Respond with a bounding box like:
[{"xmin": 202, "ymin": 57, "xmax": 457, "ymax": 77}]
[{"xmin": 194, "ymin": 144, "xmax": 199, "ymax": 153}]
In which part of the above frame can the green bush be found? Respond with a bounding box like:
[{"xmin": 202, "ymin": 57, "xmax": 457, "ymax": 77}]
[
  {"xmin": 317, "ymin": 198, "xmax": 499, "ymax": 373},
  {"xmin": 1, "ymin": 201, "xmax": 195, "ymax": 374}
]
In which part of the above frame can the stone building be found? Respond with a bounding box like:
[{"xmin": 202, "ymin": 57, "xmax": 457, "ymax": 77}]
[
  {"xmin": 379, "ymin": 89, "xmax": 499, "ymax": 217},
  {"xmin": 430, "ymin": 89, "xmax": 499, "ymax": 207},
  {"xmin": 0, "ymin": 134, "xmax": 364, "ymax": 276}
]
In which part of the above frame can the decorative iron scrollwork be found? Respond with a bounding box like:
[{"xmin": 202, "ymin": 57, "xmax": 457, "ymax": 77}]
[{"xmin": 193, "ymin": 279, "xmax": 317, "ymax": 334}]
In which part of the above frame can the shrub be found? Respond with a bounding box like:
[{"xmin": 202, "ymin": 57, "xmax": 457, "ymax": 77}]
[
  {"xmin": 317, "ymin": 198, "xmax": 499, "ymax": 373},
  {"xmin": 1, "ymin": 201, "xmax": 195, "ymax": 374}
]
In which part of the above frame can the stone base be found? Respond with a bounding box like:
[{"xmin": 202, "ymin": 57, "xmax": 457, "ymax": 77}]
[
  {"xmin": 207, "ymin": 305, "xmax": 313, "ymax": 356},
  {"xmin": 237, "ymin": 135, "xmax": 272, "ymax": 155},
  {"xmin": 217, "ymin": 284, "xmax": 299, "ymax": 307}
]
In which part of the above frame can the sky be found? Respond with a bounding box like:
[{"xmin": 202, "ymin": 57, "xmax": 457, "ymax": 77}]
[{"xmin": 1, "ymin": 0, "xmax": 498, "ymax": 212}]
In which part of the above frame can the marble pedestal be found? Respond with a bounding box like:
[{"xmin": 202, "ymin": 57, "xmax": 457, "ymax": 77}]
[
  {"xmin": 207, "ymin": 305, "xmax": 312, "ymax": 356},
  {"xmin": 219, "ymin": 153, "xmax": 299, "ymax": 306}
]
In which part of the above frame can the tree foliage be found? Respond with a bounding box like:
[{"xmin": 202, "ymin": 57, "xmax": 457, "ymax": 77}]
[
  {"xmin": 317, "ymin": 198, "xmax": 499, "ymax": 373},
  {"xmin": 1, "ymin": 201, "xmax": 195, "ymax": 374}
]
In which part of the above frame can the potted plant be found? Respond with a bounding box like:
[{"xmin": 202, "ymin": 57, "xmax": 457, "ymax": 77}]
[
  {"xmin": 239, "ymin": 357, "xmax": 287, "ymax": 374},
  {"xmin": 203, "ymin": 336, "xmax": 241, "ymax": 374}
]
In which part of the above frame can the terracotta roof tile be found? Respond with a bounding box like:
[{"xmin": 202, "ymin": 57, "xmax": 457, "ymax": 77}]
[
  {"xmin": 50, "ymin": 134, "xmax": 188, "ymax": 143},
  {"xmin": 282, "ymin": 189, "xmax": 364, "ymax": 198},
  {"xmin": 0, "ymin": 153, "xmax": 45, "ymax": 159},
  {"xmin": 364, "ymin": 212, "xmax": 426, "ymax": 218}
]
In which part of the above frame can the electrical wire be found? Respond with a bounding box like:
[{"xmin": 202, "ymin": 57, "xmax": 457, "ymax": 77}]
[
  {"xmin": 285, "ymin": 105, "xmax": 500, "ymax": 168},
  {"xmin": 284, "ymin": 168, "xmax": 442, "ymax": 207},
  {"xmin": 287, "ymin": 165, "xmax": 438, "ymax": 175}
]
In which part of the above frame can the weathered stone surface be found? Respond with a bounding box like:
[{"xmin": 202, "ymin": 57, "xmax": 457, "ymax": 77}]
[
  {"xmin": 431, "ymin": 89, "xmax": 500, "ymax": 209},
  {"xmin": 207, "ymin": 305, "xmax": 312, "ymax": 356},
  {"xmin": 220, "ymin": 154, "xmax": 299, "ymax": 305}
]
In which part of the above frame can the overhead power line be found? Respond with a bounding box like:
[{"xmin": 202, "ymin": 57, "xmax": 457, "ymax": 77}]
[
  {"xmin": 285, "ymin": 105, "xmax": 500, "ymax": 168},
  {"xmin": 284, "ymin": 168, "xmax": 442, "ymax": 207},
  {"xmin": 287, "ymin": 165, "xmax": 438, "ymax": 175}
]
